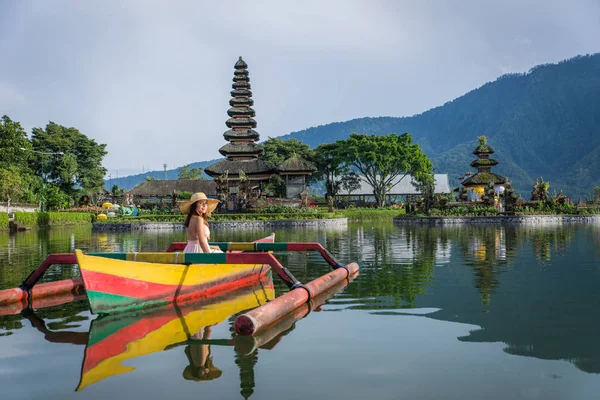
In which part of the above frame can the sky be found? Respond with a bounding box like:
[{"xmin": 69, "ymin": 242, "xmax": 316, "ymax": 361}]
[{"xmin": 1, "ymin": 0, "xmax": 599, "ymax": 179}]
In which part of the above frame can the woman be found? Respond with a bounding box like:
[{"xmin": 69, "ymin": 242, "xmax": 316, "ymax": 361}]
[
  {"xmin": 179, "ymin": 192, "xmax": 222, "ymax": 253},
  {"xmin": 182, "ymin": 326, "xmax": 222, "ymax": 382}
]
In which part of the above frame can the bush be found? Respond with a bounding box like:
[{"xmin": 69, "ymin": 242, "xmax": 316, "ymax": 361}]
[
  {"xmin": 14, "ymin": 212, "xmax": 94, "ymax": 227},
  {"xmin": 13, "ymin": 212, "xmax": 40, "ymax": 228},
  {"xmin": 178, "ymin": 191, "xmax": 193, "ymax": 200},
  {"xmin": 0, "ymin": 212, "xmax": 8, "ymax": 230},
  {"xmin": 255, "ymin": 205, "xmax": 320, "ymax": 214},
  {"xmin": 340, "ymin": 208, "xmax": 403, "ymax": 221},
  {"xmin": 47, "ymin": 212, "xmax": 94, "ymax": 225}
]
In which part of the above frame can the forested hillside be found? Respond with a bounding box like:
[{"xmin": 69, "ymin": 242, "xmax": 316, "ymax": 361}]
[
  {"xmin": 277, "ymin": 53, "xmax": 600, "ymax": 199},
  {"xmin": 112, "ymin": 53, "xmax": 600, "ymax": 200}
]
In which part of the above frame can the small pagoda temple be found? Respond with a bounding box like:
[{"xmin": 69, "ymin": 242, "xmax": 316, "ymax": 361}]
[
  {"xmin": 277, "ymin": 155, "xmax": 317, "ymax": 199},
  {"xmin": 205, "ymin": 57, "xmax": 276, "ymax": 210},
  {"xmin": 460, "ymin": 136, "xmax": 506, "ymax": 201}
]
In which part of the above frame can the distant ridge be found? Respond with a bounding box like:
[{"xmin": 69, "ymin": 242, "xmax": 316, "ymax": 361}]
[
  {"xmin": 109, "ymin": 53, "xmax": 600, "ymax": 199},
  {"xmin": 106, "ymin": 159, "xmax": 217, "ymax": 190}
]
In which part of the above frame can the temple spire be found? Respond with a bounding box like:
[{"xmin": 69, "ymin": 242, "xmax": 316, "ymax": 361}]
[
  {"xmin": 204, "ymin": 57, "xmax": 277, "ymax": 210},
  {"xmin": 220, "ymin": 56, "xmax": 262, "ymax": 160}
]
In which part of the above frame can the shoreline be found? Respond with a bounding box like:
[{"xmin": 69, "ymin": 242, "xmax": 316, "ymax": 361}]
[
  {"xmin": 92, "ymin": 218, "xmax": 349, "ymax": 232},
  {"xmin": 393, "ymin": 214, "xmax": 600, "ymax": 225}
]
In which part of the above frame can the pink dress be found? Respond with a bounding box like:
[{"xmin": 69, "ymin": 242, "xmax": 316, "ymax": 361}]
[
  {"xmin": 183, "ymin": 240, "xmax": 202, "ymax": 253},
  {"xmin": 183, "ymin": 225, "xmax": 223, "ymax": 253}
]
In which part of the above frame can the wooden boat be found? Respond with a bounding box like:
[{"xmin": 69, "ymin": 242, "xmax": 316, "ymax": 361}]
[
  {"xmin": 75, "ymin": 234, "xmax": 277, "ymax": 315},
  {"xmin": 76, "ymin": 282, "xmax": 274, "ymax": 391}
]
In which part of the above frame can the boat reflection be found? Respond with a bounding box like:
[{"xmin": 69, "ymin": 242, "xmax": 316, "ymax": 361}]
[
  {"xmin": 20, "ymin": 275, "xmax": 354, "ymax": 396},
  {"xmin": 75, "ymin": 280, "xmax": 275, "ymax": 391}
]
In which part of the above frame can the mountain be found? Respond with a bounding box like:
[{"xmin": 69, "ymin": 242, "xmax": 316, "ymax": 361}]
[
  {"xmin": 277, "ymin": 53, "xmax": 600, "ymax": 199},
  {"xmin": 110, "ymin": 53, "xmax": 600, "ymax": 200},
  {"xmin": 106, "ymin": 160, "xmax": 216, "ymax": 191}
]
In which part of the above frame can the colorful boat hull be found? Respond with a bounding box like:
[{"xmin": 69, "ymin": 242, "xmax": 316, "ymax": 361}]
[
  {"xmin": 77, "ymin": 282, "xmax": 274, "ymax": 391},
  {"xmin": 75, "ymin": 250, "xmax": 272, "ymax": 315}
]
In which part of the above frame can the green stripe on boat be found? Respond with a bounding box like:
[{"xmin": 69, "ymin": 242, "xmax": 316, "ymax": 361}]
[
  {"xmin": 211, "ymin": 242, "xmax": 229, "ymax": 251},
  {"xmin": 88, "ymin": 253, "xmax": 127, "ymax": 260},
  {"xmin": 87, "ymin": 290, "xmax": 169, "ymax": 315},
  {"xmin": 183, "ymin": 253, "xmax": 227, "ymax": 264},
  {"xmin": 257, "ymin": 242, "xmax": 288, "ymax": 251}
]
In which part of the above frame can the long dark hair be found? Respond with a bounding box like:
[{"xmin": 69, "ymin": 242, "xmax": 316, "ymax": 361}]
[{"xmin": 184, "ymin": 201, "xmax": 209, "ymax": 228}]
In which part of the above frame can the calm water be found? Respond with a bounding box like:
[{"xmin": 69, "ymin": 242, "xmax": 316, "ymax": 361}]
[{"xmin": 1, "ymin": 222, "xmax": 600, "ymax": 400}]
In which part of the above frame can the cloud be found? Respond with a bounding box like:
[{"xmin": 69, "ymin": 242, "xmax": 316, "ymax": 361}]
[
  {"xmin": 0, "ymin": 81, "xmax": 26, "ymax": 107},
  {"xmin": 1, "ymin": 0, "xmax": 599, "ymax": 175}
]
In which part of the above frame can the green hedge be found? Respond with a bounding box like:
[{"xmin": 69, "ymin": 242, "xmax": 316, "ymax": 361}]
[
  {"xmin": 95, "ymin": 209, "xmax": 413, "ymax": 224},
  {"xmin": 0, "ymin": 212, "xmax": 8, "ymax": 230},
  {"xmin": 339, "ymin": 208, "xmax": 405, "ymax": 221},
  {"xmin": 96, "ymin": 212, "xmax": 344, "ymax": 223},
  {"xmin": 14, "ymin": 212, "xmax": 94, "ymax": 227}
]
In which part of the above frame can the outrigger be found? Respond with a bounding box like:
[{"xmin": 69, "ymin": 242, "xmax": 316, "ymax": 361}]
[{"xmin": 0, "ymin": 233, "xmax": 359, "ymax": 336}]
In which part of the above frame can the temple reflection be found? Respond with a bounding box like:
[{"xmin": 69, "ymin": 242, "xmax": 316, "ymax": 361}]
[{"xmin": 458, "ymin": 226, "xmax": 517, "ymax": 305}]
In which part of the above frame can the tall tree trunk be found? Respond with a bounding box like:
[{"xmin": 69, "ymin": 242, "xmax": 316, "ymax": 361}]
[{"xmin": 374, "ymin": 186, "xmax": 386, "ymax": 208}]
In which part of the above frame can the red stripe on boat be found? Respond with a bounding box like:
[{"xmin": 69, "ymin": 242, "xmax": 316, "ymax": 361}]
[{"xmin": 81, "ymin": 267, "xmax": 270, "ymax": 303}]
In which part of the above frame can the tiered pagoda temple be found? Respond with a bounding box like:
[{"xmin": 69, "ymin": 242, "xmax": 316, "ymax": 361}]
[
  {"xmin": 205, "ymin": 57, "xmax": 276, "ymax": 209},
  {"xmin": 461, "ymin": 136, "xmax": 506, "ymax": 201}
]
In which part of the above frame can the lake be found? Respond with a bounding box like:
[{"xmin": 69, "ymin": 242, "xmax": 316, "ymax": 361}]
[{"xmin": 1, "ymin": 222, "xmax": 599, "ymax": 400}]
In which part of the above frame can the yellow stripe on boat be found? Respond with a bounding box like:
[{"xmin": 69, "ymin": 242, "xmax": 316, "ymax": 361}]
[{"xmin": 77, "ymin": 250, "xmax": 265, "ymax": 286}]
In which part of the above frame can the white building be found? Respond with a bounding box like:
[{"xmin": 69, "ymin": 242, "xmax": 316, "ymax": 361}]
[{"xmin": 336, "ymin": 173, "xmax": 451, "ymax": 204}]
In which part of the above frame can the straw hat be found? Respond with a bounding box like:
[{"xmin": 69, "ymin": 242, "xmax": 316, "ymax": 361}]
[
  {"xmin": 183, "ymin": 347, "xmax": 223, "ymax": 381},
  {"xmin": 179, "ymin": 192, "xmax": 220, "ymax": 216}
]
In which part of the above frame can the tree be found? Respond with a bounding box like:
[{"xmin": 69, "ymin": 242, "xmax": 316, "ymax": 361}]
[
  {"xmin": 340, "ymin": 171, "xmax": 361, "ymax": 206},
  {"xmin": 30, "ymin": 122, "xmax": 107, "ymax": 197},
  {"xmin": 0, "ymin": 115, "xmax": 32, "ymax": 171},
  {"xmin": 341, "ymin": 172, "xmax": 361, "ymax": 195},
  {"xmin": 178, "ymin": 164, "xmax": 204, "ymax": 180},
  {"xmin": 412, "ymin": 173, "xmax": 436, "ymax": 213},
  {"xmin": 0, "ymin": 166, "xmax": 24, "ymax": 211},
  {"xmin": 259, "ymin": 137, "xmax": 313, "ymax": 167},
  {"xmin": 593, "ymin": 186, "xmax": 600, "ymax": 204},
  {"xmin": 531, "ymin": 177, "xmax": 550, "ymax": 201},
  {"xmin": 340, "ymin": 133, "xmax": 434, "ymax": 208},
  {"xmin": 44, "ymin": 184, "xmax": 72, "ymax": 210},
  {"xmin": 313, "ymin": 142, "xmax": 347, "ymax": 212},
  {"xmin": 111, "ymin": 185, "xmax": 125, "ymax": 197}
]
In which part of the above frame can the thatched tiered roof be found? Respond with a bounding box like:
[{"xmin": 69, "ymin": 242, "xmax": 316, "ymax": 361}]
[
  {"xmin": 461, "ymin": 136, "xmax": 506, "ymax": 187},
  {"xmin": 204, "ymin": 159, "xmax": 276, "ymax": 177},
  {"xmin": 277, "ymin": 155, "xmax": 317, "ymax": 173},
  {"xmin": 206, "ymin": 57, "xmax": 274, "ymax": 179}
]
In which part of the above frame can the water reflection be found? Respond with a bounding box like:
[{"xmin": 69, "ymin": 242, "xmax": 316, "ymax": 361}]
[
  {"xmin": 1, "ymin": 221, "xmax": 600, "ymax": 392},
  {"xmin": 7, "ymin": 274, "xmax": 351, "ymax": 398},
  {"xmin": 76, "ymin": 282, "xmax": 274, "ymax": 391},
  {"xmin": 457, "ymin": 226, "xmax": 518, "ymax": 305}
]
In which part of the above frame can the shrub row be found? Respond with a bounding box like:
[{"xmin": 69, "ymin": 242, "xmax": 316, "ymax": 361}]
[
  {"xmin": 0, "ymin": 212, "xmax": 8, "ymax": 230},
  {"xmin": 14, "ymin": 212, "xmax": 94, "ymax": 227},
  {"xmin": 96, "ymin": 212, "xmax": 343, "ymax": 223},
  {"xmin": 340, "ymin": 208, "xmax": 405, "ymax": 221}
]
